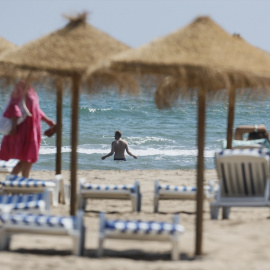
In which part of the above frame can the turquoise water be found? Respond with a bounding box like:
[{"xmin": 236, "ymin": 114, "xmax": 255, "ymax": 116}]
[{"xmin": 1, "ymin": 87, "xmax": 270, "ymax": 171}]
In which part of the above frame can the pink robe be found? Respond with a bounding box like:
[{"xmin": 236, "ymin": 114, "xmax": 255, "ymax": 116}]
[{"xmin": 0, "ymin": 87, "xmax": 45, "ymax": 163}]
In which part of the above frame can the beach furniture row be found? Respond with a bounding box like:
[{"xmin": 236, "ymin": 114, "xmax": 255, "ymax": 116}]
[
  {"xmin": 2, "ymin": 148, "xmax": 270, "ymax": 218},
  {"xmin": 0, "ymin": 175, "xmax": 184, "ymax": 259},
  {"xmin": 0, "ymin": 148, "xmax": 270, "ymax": 258},
  {"xmin": 0, "ymin": 173, "xmax": 215, "ymax": 213},
  {"xmin": 1, "ymin": 148, "xmax": 270, "ymax": 220},
  {"xmin": 0, "ymin": 208, "xmax": 183, "ymax": 260}
]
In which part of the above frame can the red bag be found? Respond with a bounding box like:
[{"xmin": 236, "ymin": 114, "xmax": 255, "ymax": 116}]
[{"xmin": 44, "ymin": 125, "xmax": 56, "ymax": 137}]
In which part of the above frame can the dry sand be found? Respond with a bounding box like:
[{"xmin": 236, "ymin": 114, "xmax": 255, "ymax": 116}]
[{"xmin": 0, "ymin": 169, "xmax": 269, "ymax": 270}]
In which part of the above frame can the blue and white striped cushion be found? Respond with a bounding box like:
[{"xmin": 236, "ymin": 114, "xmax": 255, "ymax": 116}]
[
  {"xmin": 0, "ymin": 193, "xmax": 45, "ymax": 211},
  {"xmin": 0, "ymin": 213, "xmax": 75, "ymax": 230},
  {"xmin": 0, "ymin": 159, "xmax": 18, "ymax": 171},
  {"xmin": 158, "ymin": 184, "xmax": 213, "ymax": 193},
  {"xmin": 1, "ymin": 175, "xmax": 56, "ymax": 188},
  {"xmin": 216, "ymin": 148, "xmax": 270, "ymax": 159},
  {"xmin": 105, "ymin": 220, "xmax": 184, "ymax": 235},
  {"xmin": 159, "ymin": 184, "xmax": 197, "ymax": 192},
  {"xmin": 81, "ymin": 184, "xmax": 135, "ymax": 193}
]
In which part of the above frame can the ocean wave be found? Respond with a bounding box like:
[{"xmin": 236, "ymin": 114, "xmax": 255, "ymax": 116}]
[
  {"xmin": 39, "ymin": 146, "xmax": 71, "ymax": 154},
  {"xmin": 39, "ymin": 145, "xmax": 215, "ymax": 158},
  {"xmin": 80, "ymin": 107, "xmax": 113, "ymax": 113},
  {"xmin": 128, "ymin": 136, "xmax": 175, "ymax": 144},
  {"xmin": 88, "ymin": 108, "xmax": 96, "ymax": 113}
]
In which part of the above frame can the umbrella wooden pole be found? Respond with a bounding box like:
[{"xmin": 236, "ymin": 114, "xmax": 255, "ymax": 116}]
[
  {"xmin": 195, "ymin": 88, "xmax": 206, "ymax": 256},
  {"xmin": 56, "ymin": 80, "xmax": 63, "ymax": 175},
  {"xmin": 226, "ymin": 88, "xmax": 236, "ymax": 149},
  {"xmin": 70, "ymin": 74, "xmax": 80, "ymax": 216}
]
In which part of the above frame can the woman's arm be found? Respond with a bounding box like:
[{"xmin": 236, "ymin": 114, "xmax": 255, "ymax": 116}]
[
  {"xmin": 234, "ymin": 125, "xmax": 267, "ymax": 140},
  {"xmin": 41, "ymin": 114, "xmax": 56, "ymax": 127}
]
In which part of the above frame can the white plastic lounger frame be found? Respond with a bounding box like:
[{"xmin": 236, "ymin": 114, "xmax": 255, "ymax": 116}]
[
  {"xmin": 78, "ymin": 179, "xmax": 142, "ymax": 212},
  {"xmin": 154, "ymin": 180, "xmax": 215, "ymax": 213},
  {"xmin": 0, "ymin": 159, "xmax": 19, "ymax": 173},
  {"xmin": 0, "ymin": 190, "xmax": 50, "ymax": 214},
  {"xmin": 211, "ymin": 149, "xmax": 270, "ymax": 219},
  {"xmin": 0, "ymin": 210, "xmax": 85, "ymax": 256},
  {"xmin": 98, "ymin": 212, "xmax": 185, "ymax": 260},
  {"xmin": 0, "ymin": 174, "xmax": 65, "ymax": 206}
]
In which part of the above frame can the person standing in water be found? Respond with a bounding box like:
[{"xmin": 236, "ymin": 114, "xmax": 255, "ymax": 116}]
[{"xmin": 101, "ymin": 130, "xmax": 137, "ymax": 161}]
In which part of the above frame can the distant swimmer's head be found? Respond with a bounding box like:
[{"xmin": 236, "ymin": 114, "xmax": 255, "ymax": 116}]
[{"xmin": 115, "ymin": 130, "xmax": 122, "ymax": 140}]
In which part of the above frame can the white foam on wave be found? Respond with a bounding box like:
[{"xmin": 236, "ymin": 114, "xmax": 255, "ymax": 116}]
[
  {"xmin": 39, "ymin": 146, "xmax": 71, "ymax": 154},
  {"xmin": 39, "ymin": 145, "xmax": 216, "ymax": 157},
  {"xmin": 128, "ymin": 136, "xmax": 175, "ymax": 144},
  {"xmin": 88, "ymin": 108, "xmax": 96, "ymax": 113},
  {"xmin": 85, "ymin": 107, "xmax": 112, "ymax": 113}
]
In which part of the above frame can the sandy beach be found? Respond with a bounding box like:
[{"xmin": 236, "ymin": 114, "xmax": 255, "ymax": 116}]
[{"xmin": 0, "ymin": 169, "xmax": 269, "ymax": 270}]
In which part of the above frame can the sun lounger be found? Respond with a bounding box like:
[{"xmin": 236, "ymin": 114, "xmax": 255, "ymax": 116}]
[
  {"xmin": 221, "ymin": 138, "xmax": 270, "ymax": 150},
  {"xmin": 0, "ymin": 174, "xmax": 65, "ymax": 206},
  {"xmin": 154, "ymin": 180, "xmax": 216, "ymax": 213},
  {"xmin": 0, "ymin": 190, "xmax": 50, "ymax": 214},
  {"xmin": 0, "ymin": 209, "xmax": 85, "ymax": 256},
  {"xmin": 210, "ymin": 148, "xmax": 270, "ymax": 219},
  {"xmin": 97, "ymin": 212, "xmax": 185, "ymax": 260},
  {"xmin": 0, "ymin": 159, "xmax": 19, "ymax": 173},
  {"xmin": 77, "ymin": 179, "xmax": 142, "ymax": 212}
]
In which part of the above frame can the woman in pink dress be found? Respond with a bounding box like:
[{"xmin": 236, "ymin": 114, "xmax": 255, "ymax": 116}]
[{"xmin": 0, "ymin": 80, "xmax": 56, "ymax": 177}]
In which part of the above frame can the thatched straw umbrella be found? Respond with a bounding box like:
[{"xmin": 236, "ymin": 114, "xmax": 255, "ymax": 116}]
[
  {"xmin": 0, "ymin": 37, "xmax": 17, "ymax": 55},
  {"xmin": 84, "ymin": 16, "xmax": 270, "ymax": 256},
  {"xmin": 0, "ymin": 12, "xmax": 130, "ymax": 215},
  {"xmin": 0, "ymin": 37, "xmax": 18, "ymax": 79}
]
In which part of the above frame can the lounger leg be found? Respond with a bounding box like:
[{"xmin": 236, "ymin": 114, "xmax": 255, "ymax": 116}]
[
  {"xmin": 97, "ymin": 236, "xmax": 104, "ymax": 257},
  {"xmin": 73, "ymin": 210, "xmax": 85, "ymax": 256},
  {"xmin": 72, "ymin": 233, "xmax": 80, "ymax": 256},
  {"xmin": 80, "ymin": 198, "xmax": 87, "ymax": 211},
  {"xmin": 137, "ymin": 192, "xmax": 142, "ymax": 212},
  {"xmin": 53, "ymin": 176, "xmax": 60, "ymax": 206},
  {"xmin": 134, "ymin": 181, "xmax": 141, "ymax": 212},
  {"xmin": 72, "ymin": 225, "xmax": 86, "ymax": 256},
  {"xmin": 73, "ymin": 226, "xmax": 85, "ymax": 257},
  {"xmin": 0, "ymin": 230, "xmax": 6, "ymax": 250},
  {"xmin": 80, "ymin": 226, "xmax": 86, "ymax": 256},
  {"xmin": 48, "ymin": 186, "xmax": 58, "ymax": 207},
  {"xmin": 59, "ymin": 177, "xmax": 65, "ymax": 204},
  {"xmin": 98, "ymin": 212, "xmax": 106, "ymax": 257},
  {"xmin": 131, "ymin": 195, "xmax": 136, "ymax": 212},
  {"xmin": 154, "ymin": 180, "xmax": 159, "ymax": 213},
  {"xmin": 0, "ymin": 233, "xmax": 11, "ymax": 251},
  {"xmin": 154, "ymin": 196, "xmax": 159, "ymax": 213},
  {"xmin": 210, "ymin": 204, "xmax": 219, "ymax": 219},
  {"xmin": 171, "ymin": 215, "xmax": 180, "ymax": 260},
  {"xmin": 44, "ymin": 189, "xmax": 51, "ymax": 214},
  {"xmin": 222, "ymin": 207, "xmax": 230, "ymax": 219},
  {"xmin": 5, "ymin": 235, "xmax": 11, "ymax": 250},
  {"xmin": 171, "ymin": 235, "xmax": 179, "ymax": 260},
  {"xmin": 64, "ymin": 184, "xmax": 71, "ymax": 206}
]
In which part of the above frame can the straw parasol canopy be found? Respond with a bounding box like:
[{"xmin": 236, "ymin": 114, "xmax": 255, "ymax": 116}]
[
  {"xmin": 84, "ymin": 16, "xmax": 270, "ymax": 256},
  {"xmin": 0, "ymin": 13, "xmax": 130, "ymax": 78},
  {"xmin": 87, "ymin": 16, "xmax": 270, "ymax": 93},
  {"xmin": 0, "ymin": 37, "xmax": 18, "ymax": 82},
  {"xmin": 0, "ymin": 36, "xmax": 17, "ymax": 55},
  {"xmin": 0, "ymin": 12, "xmax": 131, "ymax": 215}
]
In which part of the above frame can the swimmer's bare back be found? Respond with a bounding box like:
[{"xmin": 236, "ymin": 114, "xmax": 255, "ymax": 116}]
[{"xmin": 113, "ymin": 139, "xmax": 128, "ymax": 159}]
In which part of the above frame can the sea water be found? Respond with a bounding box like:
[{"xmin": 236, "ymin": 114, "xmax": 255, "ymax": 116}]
[{"xmin": 1, "ymin": 86, "xmax": 270, "ymax": 171}]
